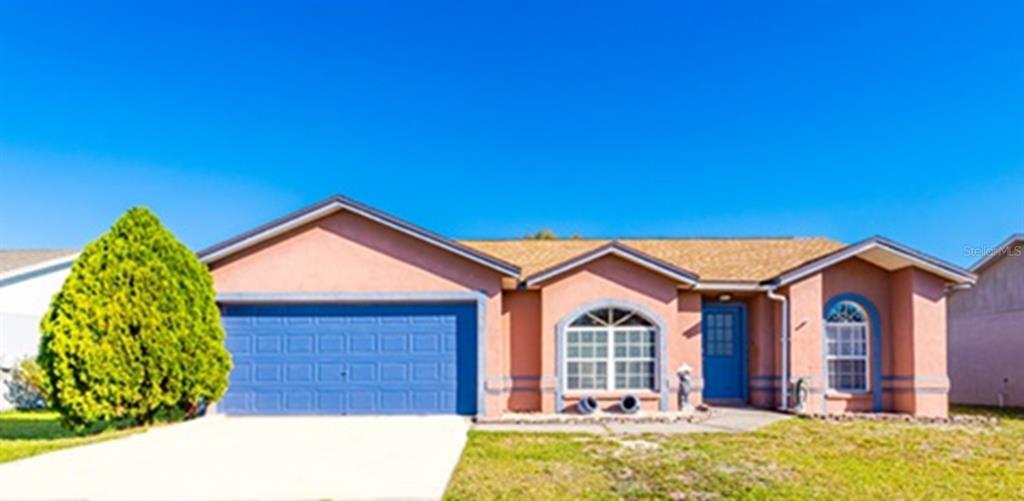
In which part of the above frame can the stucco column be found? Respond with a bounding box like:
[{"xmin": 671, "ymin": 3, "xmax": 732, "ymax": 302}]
[
  {"xmin": 747, "ymin": 293, "xmax": 778, "ymax": 409},
  {"xmin": 538, "ymin": 289, "xmax": 559, "ymax": 413},
  {"xmin": 889, "ymin": 268, "xmax": 950, "ymax": 417},
  {"xmin": 672, "ymin": 292, "xmax": 703, "ymax": 410},
  {"xmin": 483, "ymin": 292, "xmax": 506, "ymax": 417},
  {"xmin": 785, "ymin": 275, "xmax": 825, "ymax": 413}
]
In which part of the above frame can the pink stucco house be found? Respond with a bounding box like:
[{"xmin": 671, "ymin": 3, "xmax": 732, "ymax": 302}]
[{"xmin": 199, "ymin": 195, "xmax": 975, "ymax": 418}]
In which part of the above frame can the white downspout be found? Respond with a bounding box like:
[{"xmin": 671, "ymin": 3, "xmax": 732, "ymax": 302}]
[{"xmin": 767, "ymin": 287, "xmax": 789, "ymax": 411}]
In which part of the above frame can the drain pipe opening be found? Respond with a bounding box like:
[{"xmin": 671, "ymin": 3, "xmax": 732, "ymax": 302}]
[
  {"xmin": 577, "ymin": 396, "xmax": 599, "ymax": 415},
  {"xmin": 767, "ymin": 287, "xmax": 789, "ymax": 411},
  {"xmin": 619, "ymin": 394, "xmax": 641, "ymax": 414}
]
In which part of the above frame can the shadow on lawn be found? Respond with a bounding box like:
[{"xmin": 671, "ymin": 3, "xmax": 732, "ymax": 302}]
[
  {"xmin": 0, "ymin": 413, "xmax": 77, "ymax": 440},
  {"xmin": 952, "ymin": 404, "xmax": 1024, "ymax": 423}
]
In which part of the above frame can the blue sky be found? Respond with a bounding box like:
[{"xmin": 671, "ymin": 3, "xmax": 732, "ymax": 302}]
[{"xmin": 1, "ymin": 2, "xmax": 1021, "ymax": 266}]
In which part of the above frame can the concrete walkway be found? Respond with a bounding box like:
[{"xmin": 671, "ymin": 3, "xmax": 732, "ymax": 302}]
[
  {"xmin": 474, "ymin": 407, "xmax": 791, "ymax": 435},
  {"xmin": 0, "ymin": 415, "xmax": 470, "ymax": 501}
]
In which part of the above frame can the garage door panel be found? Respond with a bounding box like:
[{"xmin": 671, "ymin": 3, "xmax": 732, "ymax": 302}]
[
  {"xmin": 318, "ymin": 362, "xmax": 345, "ymax": 382},
  {"xmin": 413, "ymin": 334, "xmax": 440, "ymax": 353},
  {"xmin": 286, "ymin": 363, "xmax": 314, "ymax": 382},
  {"xmin": 286, "ymin": 336, "xmax": 315, "ymax": 353},
  {"xmin": 380, "ymin": 391, "xmax": 408, "ymax": 411},
  {"xmin": 318, "ymin": 335, "xmax": 345, "ymax": 353},
  {"xmin": 254, "ymin": 336, "xmax": 282, "ymax": 354},
  {"xmin": 381, "ymin": 334, "xmax": 408, "ymax": 352},
  {"xmin": 317, "ymin": 390, "xmax": 344, "ymax": 412},
  {"xmin": 413, "ymin": 392, "xmax": 440, "ymax": 410},
  {"xmin": 349, "ymin": 334, "xmax": 376, "ymax": 353},
  {"xmin": 285, "ymin": 391, "xmax": 314, "ymax": 412},
  {"xmin": 254, "ymin": 392, "xmax": 283, "ymax": 413},
  {"xmin": 226, "ymin": 336, "xmax": 251, "ymax": 354},
  {"xmin": 221, "ymin": 303, "xmax": 476, "ymax": 416},
  {"xmin": 381, "ymin": 365, "xmax": 408, "ymax": 383},
  {"xmin": 413, "ymin": 363, "xmax": 441, "ymax": 382},
  {"xmin": 349, "ymin": 363, "xmax": 377, "ymax": 382},
  {"xmin": 229, "ymin": 362, "xmax": 252, "ymax": 383},
  {"xmin": 347, "ymin": 391, "xmax": 375, "ymax": 412},
  {"xmin": 254, "ymin": 364, "xmax": 282, "ymax": 382},
  {"xmin": 220, "ymin": 391, "xmax": 249, "ymax": 413}
]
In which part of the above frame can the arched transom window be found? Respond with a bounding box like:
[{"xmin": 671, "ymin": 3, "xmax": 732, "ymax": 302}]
[
  {"xmin": 824, "ymin": 301, "xmax": 869, "ymax": 391},
  {"xmin": 565, "ymin": 307, "xmax": 657, "ymax": 391}
]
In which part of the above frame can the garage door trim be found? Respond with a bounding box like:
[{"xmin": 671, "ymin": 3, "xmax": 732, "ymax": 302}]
[{"xmin": 217, "ymin": 290, "xmax": 488, "ymax": 416}]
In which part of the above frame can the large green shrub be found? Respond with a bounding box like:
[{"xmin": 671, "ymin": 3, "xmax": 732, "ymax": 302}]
[{"xmin": 38, "ymin": 207, "xmax": 231, "ymax": 430}]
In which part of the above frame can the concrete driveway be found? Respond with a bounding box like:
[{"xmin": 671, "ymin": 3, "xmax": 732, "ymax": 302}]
[{"xmin": 0, "ymin": 415, "xmax": 470, "ymax": 501}]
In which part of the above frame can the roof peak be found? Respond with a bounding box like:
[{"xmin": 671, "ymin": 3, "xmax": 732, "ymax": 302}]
[
  {"xmin": 198, "ymin": 194, "xmax": 521, "ymax": 277},
  {"xmin": 460, "ymin": 236, "xmax": 835, "ymax": 243},
  {"xmin": 971, "ymin": 233, "xmax": 1024, "ymax": 272}
]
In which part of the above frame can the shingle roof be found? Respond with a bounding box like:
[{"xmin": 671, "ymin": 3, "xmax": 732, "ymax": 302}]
[
  {"xmin": 0, "ymin": 249, "xmax": 78, "ymax": 275},
  {"xmin": 460, "ymin": 238, "xmax": 846, "ymax": 282}
]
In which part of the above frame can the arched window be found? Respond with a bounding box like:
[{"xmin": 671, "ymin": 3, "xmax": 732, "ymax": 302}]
[
  {"xmin": 565, "ymin": 307, "xmax": 656, "ymax": 391},
  {"xmin": 824, "ymin": 301, "xmax": 870, "ymax": 391}
]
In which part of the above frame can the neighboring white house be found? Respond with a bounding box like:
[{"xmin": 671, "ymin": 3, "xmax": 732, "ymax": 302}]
[{"xmin": 0, "ymin": 249, "xmax": 78, "ymax": 410}]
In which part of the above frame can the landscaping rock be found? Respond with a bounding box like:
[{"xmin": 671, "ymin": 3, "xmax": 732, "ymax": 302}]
[
  {"xmin": 796, "ymin": 411, "xmax": 999, "ymax": 426},
  {"xmin": 475, "ymin": 407, "xmax": 716, "ymax": 426}
]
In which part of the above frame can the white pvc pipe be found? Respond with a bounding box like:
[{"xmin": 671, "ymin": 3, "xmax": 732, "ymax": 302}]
[{"xmin": 767, "ymin": 288, "xmax": 789, "ymax": 411}]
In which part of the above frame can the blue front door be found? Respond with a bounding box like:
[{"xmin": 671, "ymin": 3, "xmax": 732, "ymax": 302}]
[
  {"xmin": 219, "ymin": 303, "xmax": 478, "ymax": 416},
  {"xmin": 702, "ymin": 304, "xmax": 747, "ymax": 401}
]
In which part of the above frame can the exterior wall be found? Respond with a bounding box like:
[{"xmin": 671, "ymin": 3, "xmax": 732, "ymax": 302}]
[
  {"xmin": 0, "ymin": 264, "xmax": 72, "ymax": 411},
  {"xmin": 675, "ymin": 292, "xmax": 703, "ymax": 409},
  {"xmin": 889, "ymin": 268, "xmax": 949, "ymax": 416},
  {"xmin": 747, "ymin": 293, "xmax": 778, "ymax": 408},
  {"xmin": 948, "ymin": 250, "xmax": 1024, "ymax": 407},
  {"xmin": 208, "ymin": 211, "xmax": 507, "ymax": 416},
  {"xmin": 821, "ymin": 258, "xmax": 891, "ymax": 414},
  {"xmin": 780, "ymin": 258, "xmax": 950, "ymax": 417},
  {"xmin": 785, "ymin": 270, "xmax": 826, "ymax": 412},
  {"xmin": 500, "ymin": 290, "xmax": 543, "ymax": 412},
  {"xmin": 533, "ymin": 255, "xmax": 701, "ymax": 413}
]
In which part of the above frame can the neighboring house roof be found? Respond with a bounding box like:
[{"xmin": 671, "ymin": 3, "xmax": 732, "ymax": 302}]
[
  {"xmin": 0, "ymin": 249, "xmax": 79, "ymax": 283},
  {"xmin": 771, "ymin": 236, "xmax": 976, "ymax": 286},
  {"xmin": 970, "ymin": 233, "xmax": 1024, "ymax": 273},
  {"xmin": 197, "ymin": 195, "xmax": 522, "ymax": 278},
  {"xmin": 462, "ymin": 237, "xmax": 845, "ymax": 283}
]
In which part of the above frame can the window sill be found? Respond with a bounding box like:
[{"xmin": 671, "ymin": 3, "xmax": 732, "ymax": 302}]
[
  {"xmin": 562, "ymin": 390, "xmax": 660, "ymax": 400},
  {"xmin": 825, "ymin": 390, "xmax": 871, "ymax": 400}
]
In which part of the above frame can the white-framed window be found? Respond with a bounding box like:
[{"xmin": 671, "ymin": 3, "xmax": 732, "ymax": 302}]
[
  {"xmin": 824, "ymin": 301, "xmax": 869, "ymax": 392},
  {"xmin": 565, "ymin": 307, "xmax": 656, "ymax": 391}
]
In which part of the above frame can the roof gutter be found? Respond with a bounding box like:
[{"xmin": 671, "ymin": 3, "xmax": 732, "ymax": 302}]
[
  {"xmin": 693, "ymin": 282, "xmax": 769, "ymax": 292},
  {"xmin": 945, "ymin": 282, "xmax": 973, "ymax": 294},
  {"xmin": 766, "ymin": 286, "xmax": 789, "ymax": 412}
]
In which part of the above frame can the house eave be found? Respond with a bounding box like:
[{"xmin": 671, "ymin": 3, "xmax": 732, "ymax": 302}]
[
  {"xmin": 197, "ymin": 195, "xmax": 521, "ymax": 278},
  {"xmin": 771, "ymin": 236, "xmax": 976, "ymax": 287}
]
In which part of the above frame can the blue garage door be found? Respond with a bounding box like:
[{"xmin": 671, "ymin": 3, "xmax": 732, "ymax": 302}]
[{"xmin": 220, "ymin": 303, "xmax": 477, "ymax": 416}]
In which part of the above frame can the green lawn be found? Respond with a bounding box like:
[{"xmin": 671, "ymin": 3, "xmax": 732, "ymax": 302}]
[
  {"xmin": 0, "ymin": 411, "xmax": 140, "ymax": 464},
  {"xmin": 446, "ymin": 406, "xmax": 1024, "ymax": 500}
]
